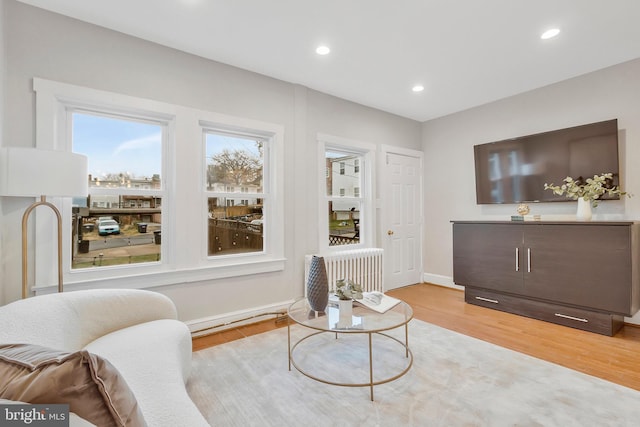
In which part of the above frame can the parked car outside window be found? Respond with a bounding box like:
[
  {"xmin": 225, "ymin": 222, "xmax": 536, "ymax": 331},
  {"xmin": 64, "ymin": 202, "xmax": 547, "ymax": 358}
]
[{"xmin": 98, "ymin": 220, "xmax": 120, "ymax": 236}]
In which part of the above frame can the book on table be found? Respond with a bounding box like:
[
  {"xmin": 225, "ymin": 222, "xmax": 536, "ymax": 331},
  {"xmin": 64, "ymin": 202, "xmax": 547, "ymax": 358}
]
[{"xmin": 355, "ymin": 292, "xmax": 401, "ymax": 313}]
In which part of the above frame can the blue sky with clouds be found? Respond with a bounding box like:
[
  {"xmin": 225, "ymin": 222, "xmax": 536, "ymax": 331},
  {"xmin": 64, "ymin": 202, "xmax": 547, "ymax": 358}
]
[
  {"xmin": 72, "ymin": 112, "xmax": 162, "ymax": 178},
  {"xmin": 73, "ymin": 112, "xmax": 263, "ymax": 180}
]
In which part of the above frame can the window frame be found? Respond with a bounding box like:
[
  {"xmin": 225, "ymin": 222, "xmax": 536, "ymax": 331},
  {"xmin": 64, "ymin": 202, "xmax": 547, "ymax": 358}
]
[
  {"xmin": 69, "ymin": 109, "xmax": 168, "ymax": 272},
  {"xmin": 201, "ymin": 122, "xmax": 280, "ymax": 262},
  {"xmin": 32, "ymin": 78, "xmax": 285, "ymax": 293},
  {"xmin": 317, "ymin": 133, "xmax": 376, "ymax": 253}
]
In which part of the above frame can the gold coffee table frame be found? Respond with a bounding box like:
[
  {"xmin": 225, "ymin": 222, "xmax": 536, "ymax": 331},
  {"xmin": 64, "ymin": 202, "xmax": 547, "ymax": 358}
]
[{"xmin": 287, "ymin": 297, "xmax": 413, "ymax": 401}]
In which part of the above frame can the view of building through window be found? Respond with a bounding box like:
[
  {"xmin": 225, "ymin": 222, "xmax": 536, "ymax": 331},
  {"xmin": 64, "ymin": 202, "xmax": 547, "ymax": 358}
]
[
  {"xmin": 71, "ymin": 112, "xmax": 163, "ymax": 269},
  {"xmin": 205, "ymin": 132, "xmax": 265, "ymax": 256},
  {"xmin": 326, "ymin": 150, "xmax": 362, "ymax": 246}
]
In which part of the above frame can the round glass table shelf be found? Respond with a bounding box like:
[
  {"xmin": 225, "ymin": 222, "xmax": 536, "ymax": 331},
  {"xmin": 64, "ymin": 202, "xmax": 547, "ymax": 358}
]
[{"xmin": 287, "ymin": 297, "xmax": 414, "ymax": 400}]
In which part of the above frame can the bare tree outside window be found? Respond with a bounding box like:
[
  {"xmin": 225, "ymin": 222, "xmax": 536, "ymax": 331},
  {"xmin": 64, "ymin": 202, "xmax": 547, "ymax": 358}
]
[{"xmin": 207, "ymin": 148, "xmax": 262, "ymax": 190}]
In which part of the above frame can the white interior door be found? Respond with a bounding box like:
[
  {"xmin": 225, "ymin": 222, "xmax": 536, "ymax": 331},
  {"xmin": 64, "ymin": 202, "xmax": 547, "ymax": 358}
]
[{"xmin": 381, "ymin": 150, "xmax": 423, "ymax": 290}]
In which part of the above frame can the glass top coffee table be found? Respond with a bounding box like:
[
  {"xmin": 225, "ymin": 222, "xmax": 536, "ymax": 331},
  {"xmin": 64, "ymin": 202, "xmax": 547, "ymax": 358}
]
[{"xmin": 287, "ymin": 297, "xmax": 413, "ymax": 400}]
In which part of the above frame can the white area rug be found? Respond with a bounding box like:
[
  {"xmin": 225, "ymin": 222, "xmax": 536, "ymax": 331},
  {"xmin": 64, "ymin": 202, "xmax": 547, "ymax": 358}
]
[{"xmin": 187, "ymin": 319, "xmax": 640, "ymax": 426}]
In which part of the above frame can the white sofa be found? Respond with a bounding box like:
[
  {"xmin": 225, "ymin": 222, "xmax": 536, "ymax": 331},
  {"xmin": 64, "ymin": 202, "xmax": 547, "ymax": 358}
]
[{"xmin": 0, "ymin": 289, "xmax": 210, "ymax": 427}]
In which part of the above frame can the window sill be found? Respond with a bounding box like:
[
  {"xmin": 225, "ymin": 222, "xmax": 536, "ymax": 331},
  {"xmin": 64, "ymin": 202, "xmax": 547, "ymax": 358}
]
[{"xmin": 32, "ymin": 257, "xmax": 286, "ymax": 295}]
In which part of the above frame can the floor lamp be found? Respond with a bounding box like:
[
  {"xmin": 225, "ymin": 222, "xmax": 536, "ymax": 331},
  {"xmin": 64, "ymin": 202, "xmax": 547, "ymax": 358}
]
[{"xmin": 0, "ymin": 147, "xmax": 88, "ymax": 299}]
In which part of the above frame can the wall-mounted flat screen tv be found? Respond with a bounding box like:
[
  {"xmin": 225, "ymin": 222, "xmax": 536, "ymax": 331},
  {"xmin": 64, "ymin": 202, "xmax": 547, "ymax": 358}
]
[{"xmin": 474, "ymin": 119, "xmax": 619, "ymax": 204}]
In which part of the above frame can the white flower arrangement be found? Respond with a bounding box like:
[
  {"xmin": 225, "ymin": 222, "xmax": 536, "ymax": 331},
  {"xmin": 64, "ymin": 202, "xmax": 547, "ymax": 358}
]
[
  {"xmin": 544, "ymin": 173, "xmax": 629, "ymax": 207},
  {"xmin": 335, "ymin": 279, "xmax": 363, "ymax": 300}
]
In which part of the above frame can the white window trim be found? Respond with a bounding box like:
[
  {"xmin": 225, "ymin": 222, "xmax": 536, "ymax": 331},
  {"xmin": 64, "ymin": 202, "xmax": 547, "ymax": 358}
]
[
  {"xmin": 200, "ymin": 118, "xmax": 284, "ymax": 265},
  {"xmin": 317, "ymin": 133, "xmax": 376, "ymax": 253},
  {"xmin": 32, "ymin": 78, "xmax": 285, "ymax": 293},
  {"xmin": 68, "ymin": 108, "xmax": 171, "ymax": 272}
]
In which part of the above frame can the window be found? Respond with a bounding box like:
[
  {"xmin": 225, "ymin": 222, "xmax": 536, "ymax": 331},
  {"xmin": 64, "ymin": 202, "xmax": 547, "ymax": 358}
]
[
  {"xmin": 71, "ymin": 112, "xmax": 164, "ymax": 269},
  {"xmin": 205, "ymin": 131, "xmax": 265, "ymax": 256},
  {"xmin": 319, "ymin": 134, "xmax": 375, "ymax": 250},
  {"xmin": 33, "ymin": 78, "xmax": 285, "ymax": 292},
  {"xmin": 327, "ymin": 152, "xmax": 362, "ymax": 246}
]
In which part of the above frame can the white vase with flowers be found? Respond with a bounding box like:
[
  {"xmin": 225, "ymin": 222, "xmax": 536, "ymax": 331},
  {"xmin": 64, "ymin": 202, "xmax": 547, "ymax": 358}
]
[{"xmin": 544, "ymin": 173, "xmax": 630, "ymax": 221}]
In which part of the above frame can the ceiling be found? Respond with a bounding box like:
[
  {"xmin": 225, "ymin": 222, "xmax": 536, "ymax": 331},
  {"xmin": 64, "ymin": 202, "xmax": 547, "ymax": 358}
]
[{"xmin": 15, "ymin": 0, "xmax": 640, "ymax": 122}]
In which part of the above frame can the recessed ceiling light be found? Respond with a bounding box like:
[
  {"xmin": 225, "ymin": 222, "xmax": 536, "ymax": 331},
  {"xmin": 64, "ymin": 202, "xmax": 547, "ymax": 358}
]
[
  {"xmin": 541, "ymin": 28, "xmax": 560, "ymax": 40},
  {"xmin": 316, "ymin": 46, "xmax": 331, "ymax": 55},
  {"xmin": 412, "ymin": 85, "xmax": 425, "ymax": 93}
]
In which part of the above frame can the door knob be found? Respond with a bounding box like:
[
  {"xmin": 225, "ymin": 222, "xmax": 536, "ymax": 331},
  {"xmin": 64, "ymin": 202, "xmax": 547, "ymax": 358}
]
[{"xmin": 387, "ymin": 230, "xmax": 394, "ymax": 236}]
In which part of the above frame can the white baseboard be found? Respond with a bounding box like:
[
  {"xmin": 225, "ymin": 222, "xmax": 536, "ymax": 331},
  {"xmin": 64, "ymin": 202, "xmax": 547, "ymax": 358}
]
[
  {"xmin": 186, "ymin": 299, "xmax": 294, "ymax": 337},
  {"xmin": 625, "ymin": 312, "xmax": 640, "ymax": 326},
  {"xmin": 422, "ymin": 273, "xmax": 464, "ymax": 291}
]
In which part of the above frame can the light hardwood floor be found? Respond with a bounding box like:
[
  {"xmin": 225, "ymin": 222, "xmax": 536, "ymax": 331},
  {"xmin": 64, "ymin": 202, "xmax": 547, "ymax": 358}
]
[{"xmin": 192, "ymin": 283, "xmax": 640, "ymax": 391}]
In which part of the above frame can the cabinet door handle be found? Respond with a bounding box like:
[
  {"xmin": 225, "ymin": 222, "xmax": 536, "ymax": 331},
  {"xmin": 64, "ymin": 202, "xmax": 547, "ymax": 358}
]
[
  {"xmin": 515, "ymin": 248, "xmax": 519, "ymax": 272},
  {"xmin": 527, "ymin": 248, "xmax": 531, "ymax": 273},
  {"xmin": 554, "ymin": 313, "xmax": 588, "ymax": 323},
  {"xmin": 475, "ymin": 296, "xmax": 499, "ymax": 304}
]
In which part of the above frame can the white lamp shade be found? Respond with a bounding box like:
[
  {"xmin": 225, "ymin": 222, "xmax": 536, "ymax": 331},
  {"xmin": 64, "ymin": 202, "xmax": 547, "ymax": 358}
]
[{"xmin": 0, "ymin": 147, "xmax": 88, "ymax": 197}]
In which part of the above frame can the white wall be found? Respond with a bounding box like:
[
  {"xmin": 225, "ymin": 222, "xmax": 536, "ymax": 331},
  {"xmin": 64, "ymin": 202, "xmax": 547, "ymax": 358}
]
[
  {"xmin": 0, "ymin": 1, "xmax": 422, "ymax": 325},
  {"xmin": 422, "ymin": 57, "xmax": 640, "ymax": 324},
  {"xmin": 0, "ymin": 0, "xmax": 4, "ymax": 145},
  {"xmin": 0, "ymin": 1, "xmax": 8, "ymax": 304},
  {"xmin": 0, "ymin": 0, "xmax": 7, "ymax": 305}
]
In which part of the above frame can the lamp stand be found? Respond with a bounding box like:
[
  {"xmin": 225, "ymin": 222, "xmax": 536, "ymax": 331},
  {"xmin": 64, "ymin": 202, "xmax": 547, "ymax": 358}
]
[{"xmin": 21, "ymin": 195, "xmax": 64, "ymax": 299}]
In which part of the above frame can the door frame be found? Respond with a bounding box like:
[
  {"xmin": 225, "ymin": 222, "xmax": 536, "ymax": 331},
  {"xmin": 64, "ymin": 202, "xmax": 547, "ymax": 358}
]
[{"xmin": 379, "ymin": 145, "xmax": 424, "ymax": 290}]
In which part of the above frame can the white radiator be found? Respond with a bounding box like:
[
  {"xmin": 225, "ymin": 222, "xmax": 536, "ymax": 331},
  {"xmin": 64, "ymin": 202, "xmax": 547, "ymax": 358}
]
[{"xmin": 305, "ymin": 248, "xmax": 384, "ymax": 293}]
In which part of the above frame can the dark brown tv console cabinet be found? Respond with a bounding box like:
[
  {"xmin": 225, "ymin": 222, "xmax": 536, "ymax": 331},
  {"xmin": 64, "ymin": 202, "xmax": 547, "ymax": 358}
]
[{"xmin": 452, "ymin": 221, "xmax": 640, "ymax": 336}]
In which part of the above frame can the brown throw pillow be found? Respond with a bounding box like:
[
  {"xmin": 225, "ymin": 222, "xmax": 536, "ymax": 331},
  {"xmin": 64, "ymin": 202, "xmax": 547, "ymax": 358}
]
[{"xmin": 0, "ymin": 344, "xmax": 146, "ymax": 427}]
